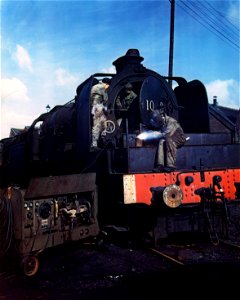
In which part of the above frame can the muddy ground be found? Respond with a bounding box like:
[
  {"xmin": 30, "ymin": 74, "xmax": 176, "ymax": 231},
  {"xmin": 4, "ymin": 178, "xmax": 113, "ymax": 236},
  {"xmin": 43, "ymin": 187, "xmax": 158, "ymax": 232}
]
[{"xmin": 1, "ymin": 232, "xmax": 240, "ymax": 300}]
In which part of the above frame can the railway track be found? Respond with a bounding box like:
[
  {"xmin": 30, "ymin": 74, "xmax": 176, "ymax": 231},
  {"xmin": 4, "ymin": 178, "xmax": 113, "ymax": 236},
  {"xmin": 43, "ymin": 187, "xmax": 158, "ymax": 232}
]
[
  {"xmin": 146, "ymin": 234, "xmax": 240, "ymax": 268},
  {"xmin": 219, "ymin": 238, "xmax": 240, "ymax": 249},
  {"xmin": 148, "ymin": 247, "xmax": 185, "ymax": 266}
]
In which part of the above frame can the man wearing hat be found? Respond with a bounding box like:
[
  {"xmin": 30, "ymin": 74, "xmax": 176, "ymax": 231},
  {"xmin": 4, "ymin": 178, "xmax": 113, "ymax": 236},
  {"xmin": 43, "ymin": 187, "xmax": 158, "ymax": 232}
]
[
  {"xmin": 90, "ymin": 78, "xmax": 111, "ymax": 150},
  {"xmin": 115, "ymin": 82, "xmax": 137, "ymax": 126},
  {"xmin": 150, "ymin": 103, "xmax": 186, "ymax": 172}
]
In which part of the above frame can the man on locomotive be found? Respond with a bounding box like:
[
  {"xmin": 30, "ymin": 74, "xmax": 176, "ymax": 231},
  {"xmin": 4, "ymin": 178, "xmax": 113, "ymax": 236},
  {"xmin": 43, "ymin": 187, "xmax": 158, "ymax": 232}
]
[
  {"xmin": 90, "ymin": 77, "xmax": 111, "ymax": 150},
  {"xmin": 115, "ymin": 82, "xmax": 137, "ymax": 127},
  {"xmin": 150, "ymin": 102, "xmax": 186, "ymax": 172}
]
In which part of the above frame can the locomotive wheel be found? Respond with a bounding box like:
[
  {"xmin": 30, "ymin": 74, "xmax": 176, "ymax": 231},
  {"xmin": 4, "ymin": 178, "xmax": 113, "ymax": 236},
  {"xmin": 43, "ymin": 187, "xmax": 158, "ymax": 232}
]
[{"xmin": 22, "ymin": 255, "xmax": 39, "ymax": 277}]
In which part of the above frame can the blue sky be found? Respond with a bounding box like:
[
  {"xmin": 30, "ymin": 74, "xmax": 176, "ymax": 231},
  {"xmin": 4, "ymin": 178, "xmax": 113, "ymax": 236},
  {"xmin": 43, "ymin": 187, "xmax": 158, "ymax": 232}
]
[{"xmin": 1, "ymin": 0, "xmax": 239, "ymax": 139}]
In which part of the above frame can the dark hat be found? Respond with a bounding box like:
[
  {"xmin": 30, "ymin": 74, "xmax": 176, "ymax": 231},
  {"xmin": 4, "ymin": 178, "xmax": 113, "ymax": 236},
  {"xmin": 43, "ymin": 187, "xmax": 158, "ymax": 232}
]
[{"xmin": 102, "ymin": 78, "xmax": 111, "ymax": 85}]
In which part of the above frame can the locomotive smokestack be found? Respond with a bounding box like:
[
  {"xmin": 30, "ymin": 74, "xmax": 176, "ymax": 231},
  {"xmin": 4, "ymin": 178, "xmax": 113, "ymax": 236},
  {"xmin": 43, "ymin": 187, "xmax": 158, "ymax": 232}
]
[{"xmin": 112, "ymin": 49, "xmax": 144, "ymax": 73}]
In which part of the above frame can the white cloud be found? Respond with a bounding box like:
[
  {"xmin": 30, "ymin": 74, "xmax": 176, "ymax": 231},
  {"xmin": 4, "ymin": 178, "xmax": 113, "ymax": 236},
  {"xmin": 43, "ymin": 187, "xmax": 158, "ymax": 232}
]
[
  {"xmin": 1, "ymin": 77, "xmax": 30, "ymax": 102},
  {"xmin": 0, "ymin": 67, "xmax": 81, "ymax": 139},
  {"xmin": 205, "ymin": 79, "xmax": 239, "ymax": 109},
  {"xmin": 101, "ymin": 66, "xmax": 116, "ymax": 74},
  {"xmin": 14, "ymin": 44, "xmax": 33, "ymax": 72},
  {"xmin": 55, "ymin": 68, "xmax": 78, "ymax": 86},
  {"xmin": 0, "ymin": 110, "xmax": 34, "ymax": 139},
  {"xmin": 0, "ymin": 77, "xmax": 32, "ymax": 139}
]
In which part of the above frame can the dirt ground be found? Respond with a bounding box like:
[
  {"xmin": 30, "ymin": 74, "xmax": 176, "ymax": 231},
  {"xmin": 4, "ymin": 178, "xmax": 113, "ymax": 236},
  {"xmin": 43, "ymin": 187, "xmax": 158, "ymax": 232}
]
[{"xmin": 1, "ymin": 233, "xmax": 240, "ymax": 300}]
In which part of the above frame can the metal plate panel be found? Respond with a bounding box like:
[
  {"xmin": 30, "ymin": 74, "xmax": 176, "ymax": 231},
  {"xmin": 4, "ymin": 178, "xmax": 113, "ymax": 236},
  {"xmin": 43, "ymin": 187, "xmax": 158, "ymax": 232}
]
[{"xmin": 25, "ymin": 173, "xmax": 96, "ymax": 199}]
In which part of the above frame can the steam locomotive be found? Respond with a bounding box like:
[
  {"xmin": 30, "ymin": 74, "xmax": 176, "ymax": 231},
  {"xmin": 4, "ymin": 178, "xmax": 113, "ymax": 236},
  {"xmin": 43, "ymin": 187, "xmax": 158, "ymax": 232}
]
[{"xmin": 0, "ymin": 49, "xmax": 240, "ymax": 276}]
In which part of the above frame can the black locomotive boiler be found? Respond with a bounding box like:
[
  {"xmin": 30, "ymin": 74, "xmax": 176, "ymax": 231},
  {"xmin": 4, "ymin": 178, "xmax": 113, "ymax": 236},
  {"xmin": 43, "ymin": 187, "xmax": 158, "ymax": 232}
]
[{"xmin": 0, "ymin": 49, "xmax": 239, "ymax": 276}]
